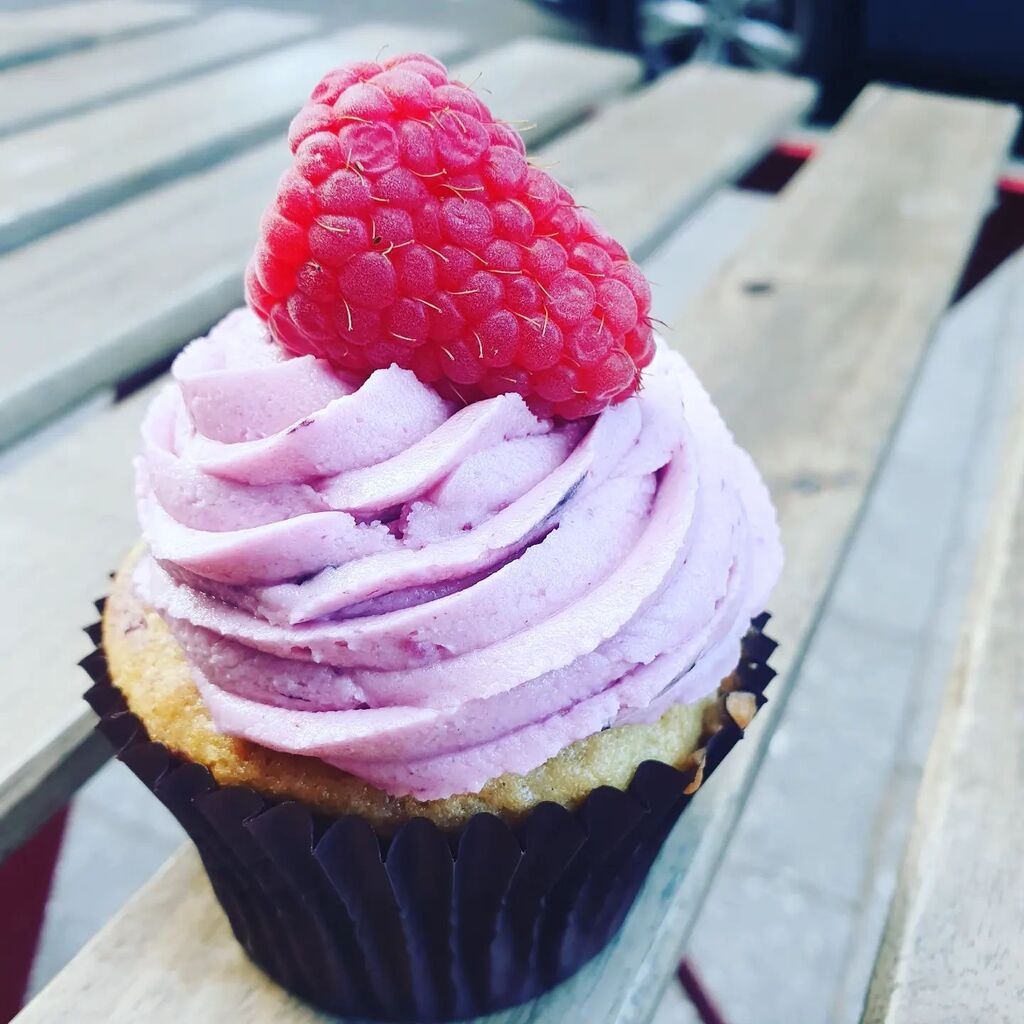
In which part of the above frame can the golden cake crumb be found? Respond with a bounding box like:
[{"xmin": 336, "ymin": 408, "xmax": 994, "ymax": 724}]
[{"xmin": 103, "ymin": 550, "xmax": 723, "ymax": 833}]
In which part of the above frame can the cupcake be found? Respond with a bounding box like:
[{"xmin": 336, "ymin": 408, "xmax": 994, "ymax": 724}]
[{"xmin": 85, "ymin": 50, "xmax": 782, "ymax": 1021}]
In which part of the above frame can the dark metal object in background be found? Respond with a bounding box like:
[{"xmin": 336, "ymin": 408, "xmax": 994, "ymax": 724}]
[
  {"xmin": 531, "ymin": 0, "xmax": 857, "ymax": 113},
  {"xmin": 640, "ymin": 0, "xmax": 807, "ymax": 72},
  {"xmin": 531, "ymin": 0, "xmax": 1024, "ymax": 123}
]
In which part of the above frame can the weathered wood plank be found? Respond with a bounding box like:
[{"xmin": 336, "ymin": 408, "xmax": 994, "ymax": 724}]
[
  {"xmin": 674, "ymin": 248, "xmax": 1024, "ymax": 1024},
  {"xmin": 0, "ymin": 142, "xmax": 285, "ymax": 451},
  {"xmin": 0, "ymin": 0, "xmax": 197, "ymax": 36},
  {"xmin": 862, "ymin": 345, "xmax": 1024, "ymax": 1020},
  {"xmin": 14, "ymin": 84, "xmax": 1017, "ymax": 1023},
  {"xmin": 444, "ymin": 37, "xmax": 641, "ymax": 147},
  {"xmin": 13, "ymin": 849, "xmax": 317, "ymax": 1024},
  {"xmin": 580, "ymin": 84, "xmax": 1020, "ymax": 1024},
  {"xmin": 0, "ymin": 37, "xmax": 636, "ymax": 255},
  {"xmin": 0, "ymin": 8, "xmax": 316, "ymax": 136},
  {"xmin": 0, "ymin": 386, "xmax": 152, "ymax": 865},
  {"xmin": 544, "ymin": 62, "xmax": 814, "ymax": 261},
  {"xmin": 0, "ymin": 22, "xmax": 466, "ymax": 253},
  {"xmin": 0, "ymin": 0, "xmax": 197, "ymax": 69},
  {"xmin": 0, "ymin": 25, "xmax": 87, "ymax": 69}
]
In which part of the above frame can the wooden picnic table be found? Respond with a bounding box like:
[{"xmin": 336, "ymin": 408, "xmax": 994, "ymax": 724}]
[
  {"xmin": 0, "ymin": 5, "xmax": 1021, "ymax": 1023},
  {"xmin": 861, "ymin": 276, "xmax": 1024, "ymax": 1023}
]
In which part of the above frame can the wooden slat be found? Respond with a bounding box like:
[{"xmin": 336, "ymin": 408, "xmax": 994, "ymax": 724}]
[
  {"xmin": 569, "ymin": 85, "xmax": 1020, "ymax": 1024},
  {"xmin": 0, "ymin": 25, "xmax": 86, "ymax": 69},
  {"xmin": 0, "ymin": 23, "xmax": 469, "ymax": 450},
  {"xmin": 0, "ymin": 0, "xmax": 196, "ymax": 69},
  {"xmin": 0, "ymin": 386, "xmax": 154, "ymax": 867},
  {"xmin": 0, "ymin": 36, "xmax": 651, "ymax": 858},
  {"xmin": 674, "ymin": 246, "xmax": 1024, "ymax": 1024},
  {"xmin": 14, "ymin": 850, "xmax": 319, "ymax": 1023},
  {"xmin": 0, "ymin": 0, "xmax": 196, "ymax": 36},
  {"xmin": 0, "ymin": 22, "xmax": 466, "ymax": 253},
  {"xmin": 0, "ymin": 36, "xmax": 636, "ymax": 254},
  {"xmin": 0, "ymin": 142, "xmax": 284, "ymax": 452},
  {"xmin": 543, "ymin": 62, "xmax": 814, "ymax": 261},
  {"xmin": 449, "ymin": 37, "xmax": 641, "ymax": 146},
  {"xmin": 14, "ymin": 84, "xmax": 1018, "ymax": 1022},
  {"xmin": 862, "ymin": 304, "xmax": 1024, "ymax": 1019},
  {"xmin": 0, "ymin": 8, "xmax": 317, "ymax": 136},
  {"xmin": 0, "ymin": 38, "xmax": 644, "ymax": 450}
]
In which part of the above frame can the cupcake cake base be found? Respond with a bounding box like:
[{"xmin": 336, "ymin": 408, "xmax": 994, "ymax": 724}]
[
  {"xmin": 82, "ymin": 566, "xmax": 777, "ymax": 1022},
  {"xmin": 101, "ymin": 552, "xmax": 747, "ymax": 832}
]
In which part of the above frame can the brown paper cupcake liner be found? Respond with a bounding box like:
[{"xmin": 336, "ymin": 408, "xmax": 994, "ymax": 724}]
[{"xmin": 81, "ymin": 603, "xmax": 776, "ymax": 1022}]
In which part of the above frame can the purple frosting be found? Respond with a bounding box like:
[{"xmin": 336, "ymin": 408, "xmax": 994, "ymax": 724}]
[{"xmin": 133, "ymin": 309, "xmax": 782, "ymax": 799}]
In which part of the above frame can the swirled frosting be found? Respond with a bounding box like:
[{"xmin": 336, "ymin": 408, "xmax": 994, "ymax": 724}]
[{"xmin": 133, "ymin": 308, "xmax": 781, "ymax": 799}]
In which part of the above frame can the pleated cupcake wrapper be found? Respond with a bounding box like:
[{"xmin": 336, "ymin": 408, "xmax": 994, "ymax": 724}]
[{"xmin": 81, "ymin": 604, "xmax": 777, "ymax": 1022}]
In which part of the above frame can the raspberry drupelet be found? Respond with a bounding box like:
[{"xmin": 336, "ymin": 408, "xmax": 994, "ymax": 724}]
[{"xmin": 246, "ymin": 51, "xmax": 655, "ymax": 419}]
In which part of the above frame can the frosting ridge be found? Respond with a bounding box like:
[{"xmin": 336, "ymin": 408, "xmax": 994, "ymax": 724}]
[{"xmin": 133, "ymin": 308, "xmax": 782, "ymax": 799}]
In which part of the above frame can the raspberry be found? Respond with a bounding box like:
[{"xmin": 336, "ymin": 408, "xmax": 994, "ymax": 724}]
[{"xmin": 248, "ymin": 51, "xmax": 654, "ymax": 419}]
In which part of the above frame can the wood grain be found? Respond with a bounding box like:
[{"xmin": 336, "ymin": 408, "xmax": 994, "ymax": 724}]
[
  {"xmin": 0, "ymin": 24, "xmax": 467, "ymax": 451},
  {"xmin": 14, "ymin": 83, "xmax": 1017, "ymax": 1023},
  {"xmin": 0, "ymin": 0, "xmax": 197, "ymax": 69},
  {"xmin": 12, "ymin": 850, "xmax": 323, "ymax": 1024},
  {"xmin": 0, "ymin": 1, "xmax": 196, "ymax": 37},
  {"xmin": 0, "ymin": 7, "xmax": 316, "ymax": 136},
  {"xmin": 862, "ymin": 309, "xmax": 1024, "ymax": 1020},
  {"xmin": 542, "ymin": 62, "xmax": 814, "ymax": 261},
  {"xmin": 0, "ymin": 22, "xmax": 467, "ymax": 253},
  {"xmin": 0, "ymin": 384, "xmax": 152, "ymax": 864},
  {"xmin": 595, "ymin": 83, "xmax": 1021, "ymax": 1024},
  {"xmin": 0, "ymin": 25, "xmax": 87, "ymax": 70}
]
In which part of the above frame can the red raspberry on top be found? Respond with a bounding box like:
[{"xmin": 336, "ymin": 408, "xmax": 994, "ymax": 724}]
[{"xmin": 246, "ymin": 51, "xmax": 655, "ymax": 419}]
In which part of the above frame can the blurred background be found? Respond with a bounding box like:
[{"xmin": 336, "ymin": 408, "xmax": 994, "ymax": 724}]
[
  {"xmin": 2, "ymin": 2, "xmax": 1022, "ymax": 1024},
  {"xmin": 529, "ymin": 0, "xmax": 1024, "ymax": 122},
  {"xmin": 4, "ymin": 0, "xmax": 1024, "ymax": 121}
]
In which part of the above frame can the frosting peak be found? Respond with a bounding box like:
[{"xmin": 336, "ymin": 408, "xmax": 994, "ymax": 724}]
[{"xmin": 134, "ymin": 309, "xmax": 781, "ymax": 799}]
